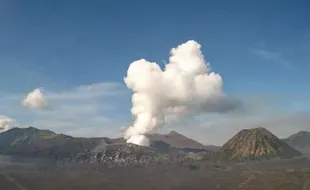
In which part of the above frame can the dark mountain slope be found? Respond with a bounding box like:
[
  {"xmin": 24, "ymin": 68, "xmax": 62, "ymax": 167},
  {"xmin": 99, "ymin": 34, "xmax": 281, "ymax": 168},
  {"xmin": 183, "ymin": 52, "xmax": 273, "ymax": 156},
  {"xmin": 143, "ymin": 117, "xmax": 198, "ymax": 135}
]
[
  {"xmin": 283, "ymin": 131, "xmax": 310, "ymax": 150},
  {"xmin": 0, "ymin": 127, "xmax": 195, "ymax": 163},
  {"xmin": 0, "ymin": 127, "xmax": 104, "ymax": 158},
  {"xmin": 0, "ymin": 127, "xmax": 206, "ymax": 167},
  {"xmin": 0, "ymin": 127, "xmax": 70, "ymax": 152},
  {"xmin": 147, "ymin": 131, "xmax": 207, "ymax": 150}
]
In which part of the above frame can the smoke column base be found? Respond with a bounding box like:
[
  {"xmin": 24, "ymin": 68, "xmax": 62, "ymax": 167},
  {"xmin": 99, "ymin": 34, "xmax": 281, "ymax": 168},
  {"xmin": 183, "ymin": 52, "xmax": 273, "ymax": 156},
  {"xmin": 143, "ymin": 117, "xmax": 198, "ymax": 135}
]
[{"xmin": 126, "ymin": 135, "xmax": 150, "ymax": 147}]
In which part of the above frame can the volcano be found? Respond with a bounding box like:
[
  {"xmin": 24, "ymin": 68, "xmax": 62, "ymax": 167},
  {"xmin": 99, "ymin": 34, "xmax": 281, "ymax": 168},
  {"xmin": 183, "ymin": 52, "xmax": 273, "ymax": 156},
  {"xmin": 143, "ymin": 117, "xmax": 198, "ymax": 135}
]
[{"xmin": 221, "ymin": 127, "xmax": 302, "ymax": 161}]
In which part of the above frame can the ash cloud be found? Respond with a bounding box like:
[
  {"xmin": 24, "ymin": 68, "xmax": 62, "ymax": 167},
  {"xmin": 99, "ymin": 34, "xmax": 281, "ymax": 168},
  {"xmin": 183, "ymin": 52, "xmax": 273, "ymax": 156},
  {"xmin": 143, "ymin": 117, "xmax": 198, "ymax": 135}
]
[{"xmin": 123, "ymin": 40, "xmax": 241, "ymax": 146}]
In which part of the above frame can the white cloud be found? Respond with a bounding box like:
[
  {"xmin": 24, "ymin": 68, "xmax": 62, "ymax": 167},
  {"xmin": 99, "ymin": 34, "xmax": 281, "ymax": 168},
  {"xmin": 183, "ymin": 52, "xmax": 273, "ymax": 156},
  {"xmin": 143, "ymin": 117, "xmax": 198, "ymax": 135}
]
[
  {"xmin": 0, "ymin": 115, "xmax": 15, "ymax": 132},
  {"xmin": 250, "ymin": 48, "xmax": 293, "ymax": 68},
  {"xmin": 1, "ymin": 82, "xmax": 129, "ymax": 137},
  {"xmin": 22, "ymin": 88, "xmax": 49, "ymax": 110},
  {"xmin": 0, "ymin": 80, "xmax": 309, "ymax": 146},
  {"xmin": 251, "ymin": 49, "xmax": 281, "ymax": 60},
  {"xmin": 47, "ymin": 82, "xmax": 127, "ymax": 100},
  {"xmin": 28, "ymin": 83, "xmax": 128, "ymax": 135}
]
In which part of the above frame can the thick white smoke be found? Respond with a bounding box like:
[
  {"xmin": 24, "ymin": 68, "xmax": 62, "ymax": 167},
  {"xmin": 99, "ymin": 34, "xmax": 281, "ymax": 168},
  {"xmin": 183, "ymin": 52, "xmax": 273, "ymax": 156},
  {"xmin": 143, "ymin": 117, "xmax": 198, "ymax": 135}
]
[
  {"xmin": 23, "ymin": 88, "xmax": 49, "ymax": 110},
  {"xmin": 126, "ymin": 135, "xmax": 150, "ymax": 147},
  {"xmin": 0, "ymin": 115, "xmax": 15, "ymax": 133},
  {"xmin": 123, "ymin": 40, "xmax": 230, "ymax": 146}
]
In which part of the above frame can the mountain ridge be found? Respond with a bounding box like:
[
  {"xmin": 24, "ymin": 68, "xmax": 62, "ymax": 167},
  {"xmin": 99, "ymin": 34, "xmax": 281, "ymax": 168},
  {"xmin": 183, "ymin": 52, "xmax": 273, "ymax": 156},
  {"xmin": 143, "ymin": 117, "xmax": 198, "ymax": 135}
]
[
  {"xmin": 147, "ymin": 130, "xmax": 208, "ymax": 150},
  {"xmin": 0, "ymin": 126, "xmax": 304, "ymax": 165},
  {"xmin": 283, "ymin": 131, "xmax": 310, "ymax": 151},
  {"xmin": 0, "ymin": 127, "xmax": 213, "ymax": 158}
]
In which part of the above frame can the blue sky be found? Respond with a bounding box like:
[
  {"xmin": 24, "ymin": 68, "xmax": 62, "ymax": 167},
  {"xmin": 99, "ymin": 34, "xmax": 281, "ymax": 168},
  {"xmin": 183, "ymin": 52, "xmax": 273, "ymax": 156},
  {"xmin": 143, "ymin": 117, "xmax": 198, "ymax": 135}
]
[{"xmin": 0, "ymin": 0, "xmax": 310, "ymax": 145}]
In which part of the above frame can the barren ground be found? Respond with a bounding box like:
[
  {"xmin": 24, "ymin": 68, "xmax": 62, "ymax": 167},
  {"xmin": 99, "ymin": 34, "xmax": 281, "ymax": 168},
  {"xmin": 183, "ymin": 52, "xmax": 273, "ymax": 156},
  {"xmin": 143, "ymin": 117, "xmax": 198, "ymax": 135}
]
[{"xmin": 1, "ymin": 156, "xmax": 310, "ymax": 190}]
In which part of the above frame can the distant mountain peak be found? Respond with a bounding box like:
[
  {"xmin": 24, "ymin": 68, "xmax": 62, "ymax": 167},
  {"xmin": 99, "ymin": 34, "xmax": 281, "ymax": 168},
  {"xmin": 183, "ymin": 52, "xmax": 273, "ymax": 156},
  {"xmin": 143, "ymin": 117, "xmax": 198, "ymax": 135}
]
[
  {"xmin": 294, "ymin": 131, "xmax": 310, "ymax": 136},
  {"xmin": 284, "ymin": 131, "xmax": 310, "ymax": 150},
  {"xmin": 147, "ymin": 130, "xmax": 206, "ymax": 149},
  {"xmin": 168, "ymin": 130, "xmax": 182, "ymax": 136},
  {"xmin": 221, "ymin": 127, "xmax": 302, "ymax": 161},
  {"xmin": 25, "ymin": 126, "xmax": 42, "ymax": 132},
  {"xmin": 9, "ymin": 126, "xmax": 41, "ymax": 132},
  {"xmin": 249, "ymin": 126, "xmax": 268, "ymax": 131},
  {"xmin": 245, "ymin": 127, "xmax": 271, "ymax": 134}
]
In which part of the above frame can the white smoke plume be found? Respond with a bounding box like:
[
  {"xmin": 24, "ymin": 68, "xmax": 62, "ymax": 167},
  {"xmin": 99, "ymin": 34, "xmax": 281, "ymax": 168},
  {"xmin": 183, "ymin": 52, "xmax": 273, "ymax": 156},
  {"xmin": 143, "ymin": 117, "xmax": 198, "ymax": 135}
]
[
  {"xmin": 0, "ymin": 115, "xmax": 15, "ymax": 133},
  {"xmin": 126, "ymin": 135, "xmax": 150, "ymax": 147},
  {"xmin": 23, "ymin": 88, "xmax": 49, "ymax": 110},
  {"xmin": 124, "ymin": 40, "xmax": 239, "ymax": 146}
]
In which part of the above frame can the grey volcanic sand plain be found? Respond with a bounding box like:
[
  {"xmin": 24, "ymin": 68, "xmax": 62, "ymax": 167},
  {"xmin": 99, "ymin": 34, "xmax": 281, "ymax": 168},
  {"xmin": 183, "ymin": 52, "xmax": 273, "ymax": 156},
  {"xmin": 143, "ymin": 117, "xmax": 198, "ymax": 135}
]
[{"xmin": 1, "ymin": 155, "xmax": 310, "ymax": 190}]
